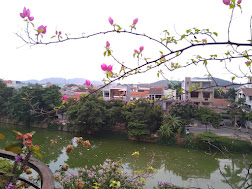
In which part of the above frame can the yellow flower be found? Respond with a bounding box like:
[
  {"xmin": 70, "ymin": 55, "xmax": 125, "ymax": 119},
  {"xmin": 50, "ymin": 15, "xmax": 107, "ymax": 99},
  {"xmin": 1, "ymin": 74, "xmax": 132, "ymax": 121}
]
[
  {"xmin": 76, "ymin": 137, "xmax": 83, "ymax": 144},
  {"xmin": 61, "ymin": 164, "xmax": 69, "ymax": 171},
  {"xmin": 50, "ymin": 139, "xmax": 57, "ymax": 146},
  {"xmin": 66, "ymin": 145, "xmax": 74, "ymax": 153},
  {"xmin": 83, "ymin": 140, "xmax": 91, "ymax": 148},
  {"xmin": 25, "ymin": 169, "xmax": 32, "ymax": 175},
  {"xmin": 77, "ymin": 181, "xmax": 85, "ymax": 189},
  {"xmin": 132, "ymin": 151, "xmax": 139, "ymax": 156},
  {"xmin": 54, "ymin": 174, "xmax": 61, "ymax": 182}
]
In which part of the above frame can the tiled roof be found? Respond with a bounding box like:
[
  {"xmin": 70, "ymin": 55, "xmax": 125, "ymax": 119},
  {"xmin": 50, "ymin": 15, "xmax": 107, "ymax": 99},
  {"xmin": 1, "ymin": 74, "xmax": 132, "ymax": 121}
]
[
  {"xmin": 149, "ymin": 88, "xmax": 163, "ymax": 94},
  {"xmin": 241, "ymin": 88, "xmax": 252, "ymax": 96},
  {"xmin": 213, "ymin": 98, "xmax": 231, "ymax": 106},
  {"xmin": 130, "ymin": 91, "xmax": 149, "ymax": 97}
]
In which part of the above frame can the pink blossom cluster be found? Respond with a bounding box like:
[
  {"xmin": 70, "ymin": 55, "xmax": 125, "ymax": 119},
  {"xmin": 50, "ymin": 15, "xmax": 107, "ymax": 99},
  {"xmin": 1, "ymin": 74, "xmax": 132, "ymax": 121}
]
[
  {"xmin": 134, "ymin": 46, "xmax": 144, "ymax": 54},
  {"xmin": 16, "ymin": 133, "xmax": 33, "ymax": 147},
  {"xmin": 37, "ymin": 25, "xmax": 47, "ymax": 34},
  {"xmin": 62, "ymin": 95, "xmax": 67, "ymax": 100},
  {"xmin": 20, "ymin": 7, "xmax": 34, "ymax": 21},
  {"xmin": 223, "ymin": 0, "xmax": 241, "ymax": 5},
  {"xmin": 85, "ymin": 80, "xmax": 91, "ymax": 87},
  {"xmin": 56, "ymin": 30, "xmax": 62, "ymax": 35},
  {"xmin": 101, "ymin": 63, "xmax": 113, "ymax": 74}
]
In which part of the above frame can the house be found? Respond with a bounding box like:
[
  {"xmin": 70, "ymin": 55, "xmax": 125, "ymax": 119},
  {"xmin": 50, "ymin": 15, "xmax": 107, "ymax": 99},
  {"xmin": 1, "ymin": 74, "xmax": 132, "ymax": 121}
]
[
  {"xmin": 129, "ymin": 86, "xmax": 150, "ymax": 100},
  {"xmin": 181, "ymin": 77, "xmax": 214, "ymax": 107},
  {"xmin": 211, "ymin": 98, "xmax": 232, "ymax": 113},
  {"xmin": 236, "ymin": 88, "xmax": 252, "ymax": 110},
  {"xmin": 102, "ymin": 85, "xmax": 129, "ymax": 101},
  {"xmin": 3, "ymin": 80, "xmax": 28, "ymax": 89}
]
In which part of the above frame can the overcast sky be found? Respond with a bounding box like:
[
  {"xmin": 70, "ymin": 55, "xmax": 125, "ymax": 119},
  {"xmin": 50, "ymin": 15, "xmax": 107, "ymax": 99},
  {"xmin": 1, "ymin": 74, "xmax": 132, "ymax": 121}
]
[{"xmin": 1, "ymin": 0, "xmax": 252, "ymax": 84}]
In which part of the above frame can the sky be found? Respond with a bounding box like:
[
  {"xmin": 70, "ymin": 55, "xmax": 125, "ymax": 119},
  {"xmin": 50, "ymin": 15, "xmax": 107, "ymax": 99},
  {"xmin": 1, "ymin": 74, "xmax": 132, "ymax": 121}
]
[{"xmin": 1, "ymin": 0, "xmax": 252, "ymax": 84}]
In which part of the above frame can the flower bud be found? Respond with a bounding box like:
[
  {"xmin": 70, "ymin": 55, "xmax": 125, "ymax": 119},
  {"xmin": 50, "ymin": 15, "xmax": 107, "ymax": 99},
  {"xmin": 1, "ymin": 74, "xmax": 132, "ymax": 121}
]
[
  {"xmin": 223, "ymin": 0, "xmax": 230, "ymax": 5},
  {"xmin": 108, "ymin": 17, "xmax": 114, "ymax": 25}
]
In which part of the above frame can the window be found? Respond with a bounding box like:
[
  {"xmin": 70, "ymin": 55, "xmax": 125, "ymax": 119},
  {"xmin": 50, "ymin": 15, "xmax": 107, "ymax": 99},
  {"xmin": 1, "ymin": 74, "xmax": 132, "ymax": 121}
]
[
  {"xmin": 203, "ymin": 92, "xmax": 210, "ymax": 98},
  {"xmin": 202, "ymin": 82, "xmax": 211, "ymax": 88},
  {"xmin": 191, "ymin": 82, "xmax": 200, "ymax": 86},
  {"xmin": 104, "ymin": 91, "xmax": 109, "ymax": 97},
  {"xmin": 202, "ymin": 102, "xmax": 209, "ymax": 106},
  {"xmin": 138, "ymin": 90, "xmax": 144, "ymax": 92},
  {"xmin": 191, "ymin": 92, "xmax": 199, "ymax": 98},
  {"xmin": 155, "ymin": 95, "xmax": 162, "ymax": 99},
  {"xmin": 249, "ymin": 96, "xmax": 252, "ymax": 101}
]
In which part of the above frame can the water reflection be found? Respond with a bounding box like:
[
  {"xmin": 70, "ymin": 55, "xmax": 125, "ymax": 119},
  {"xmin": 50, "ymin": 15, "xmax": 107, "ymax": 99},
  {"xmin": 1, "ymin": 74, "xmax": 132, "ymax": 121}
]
[{"xmin": 0, "ymin": 124, "xmax": 251, "ymax": 189}]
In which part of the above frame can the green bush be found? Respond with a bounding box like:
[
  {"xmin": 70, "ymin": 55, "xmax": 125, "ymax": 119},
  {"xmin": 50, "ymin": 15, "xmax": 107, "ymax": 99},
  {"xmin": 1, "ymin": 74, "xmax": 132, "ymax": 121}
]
[{"xmin": 183, "ymin": 132, "xmax": 252, "ymax": 153}]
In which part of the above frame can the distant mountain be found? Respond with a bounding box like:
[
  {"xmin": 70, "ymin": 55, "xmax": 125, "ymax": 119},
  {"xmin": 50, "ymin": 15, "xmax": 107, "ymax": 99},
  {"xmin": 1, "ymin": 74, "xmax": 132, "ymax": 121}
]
[
  {"xmin": 192, "ymin": 77, "xmax": 240, "ymax": 88},
  {"xmin": 133, "ymin": 77, "xmax": 240, "ymax": 88},
  {"xmin": 22, "ymin": 77, "xmax": 104, "ymax": 85}
]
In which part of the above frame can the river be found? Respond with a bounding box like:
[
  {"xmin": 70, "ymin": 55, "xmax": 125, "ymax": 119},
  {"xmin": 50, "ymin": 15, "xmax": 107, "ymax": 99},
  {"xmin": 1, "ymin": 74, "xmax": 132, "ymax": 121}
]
[{"xmin": 0, "ymin": 123, "xmax": 251, "ymax": 189}]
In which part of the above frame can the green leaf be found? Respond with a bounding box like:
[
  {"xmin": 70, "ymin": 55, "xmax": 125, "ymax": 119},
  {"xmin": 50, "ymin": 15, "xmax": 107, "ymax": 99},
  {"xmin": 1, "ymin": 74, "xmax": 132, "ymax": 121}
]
[
  {"xmin": 232, "ymin": 77, "xmax": 235, "ymax": 81},
  {"xmin": 103, "ymin": 51, "xmax": 106, "ymax": 56},
  {"xmin": 12, "ymin": 130, "xmax": 22, "ymax": 135},
  {"xmin": 0, "ymin": 133, "xmax": 5, "ymax": 139},
  {"xmin": 157, "ymin": 73, "xmax": 159, "ymax": 77},
  {"xmin": 190, "ymin": 86, "xmax": 194, "ymax": 91},
  {"xmin": 159, "ymin": 51, "xmax": 163, "ymax": 55},
  {"xmin": 6, "ymin": 173, "xmax": 15, "ymax": 177},
  {"xmin": 5, "ymin": 143, "xmax": 23, "ymax": 154},
  {"xmin": 51, "ymin": 35, "xmax": 55, "ymax": 39},
  {"xmin": 213, "ymin": 32, "xmax": 218, "ymax": 36},
  {"xmin": 34, "ymin": 151, "xmax": 42, "ymax": 158},
  {"xmin": 30, "ymin": 131, "xmax": 36, "ymax": 136},
  {"xmin": 30, "ymin": 22, "xmax": 35, "ymax": 28},
  {"xmin": 181, "ymin": 34, "xmax": 186, "ymax": 40},
  {"xmin": 107, "ymin": 50, "xmax": 111, "ymax": 56}
]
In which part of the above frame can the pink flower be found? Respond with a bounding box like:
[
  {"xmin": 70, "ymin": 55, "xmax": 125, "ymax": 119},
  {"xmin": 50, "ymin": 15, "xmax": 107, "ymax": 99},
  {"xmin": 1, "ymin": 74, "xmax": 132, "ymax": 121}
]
[
  {"xmin": 237, "ymin": 0, "xmax": 241, "ymax": 4},
  {"xmin": 202, "ymin": 39, "xmax": 207, "ymax": 44},
  {"xmin": 122, "ymin": 91, "xmax": 126, "ymax": 95},
  {"xmin": 223, "ymin": 0, "xmax": 230, "ymax": 5},
  {"xmin": 108, "ymin": 17, "xmax": 114, "ymax": 25},
  {"xmin": 133, "ymin": 18, "xmax": 138, "ymax": 25},
  {"xmin": 59, "ymin": 31, "xmax": 62, "ymax": 35},
  {"xmin": 20, "ymin": 7, "xmax": 27, "ymax": 18},
  {"xmin": 101, "ymin": 63, "xmax": 107, "ymax": 71},
  {"xmin": 245, "ymin": 61, "xmax": 250, "ymax": 66},
  {"xmin": 20, "ymin": 7, "xmax": 34, "ymax": 21},
  {"xmin": 139, "ymin": 46, "xmax": 144, "ymax": 52},
  {"xmin": 107, "ymin": 65, "xmax": 113, "ymax": 72},
  {"xmin": 56, "ymin": 30, "xmax": 58, "ymax": 35},
  {"xmin": 85, "ymin": 80, "xmax": 91, "ymax": 87},
  {"xmin": 37, "ymin": 25, "xmax": 47, "ymax": 34},
  {"xmin": 134, "ymin": 49, "xmax": 139, "ymax": 53},
  {"xmin": 106, "ymin": 41, "xmax": 110, "ymax": 48},
  {"xmin": 62, "ymin": 95, "xmax": 67, "ymax": 100}
]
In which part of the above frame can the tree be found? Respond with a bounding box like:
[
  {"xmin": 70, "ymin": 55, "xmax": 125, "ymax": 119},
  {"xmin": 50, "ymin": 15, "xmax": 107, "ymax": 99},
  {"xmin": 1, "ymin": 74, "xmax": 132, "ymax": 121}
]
[
  {"xmin": 66, "ymin": 96, "xmax": 108, "ymax": 131},
  {"xmin": 0, "ymin": 80, "xmax": 14, "ymax": 115},
  {"xmin": 6, "ymin": 85, "xmax": 62, "ymax": 124},
  {"xmin": 169, "ymin": 101, "xmax": 197, "ymax": 125},
  {"xmin": 196, "ymin": 107, "xmax": 221, "ymax": 128}
]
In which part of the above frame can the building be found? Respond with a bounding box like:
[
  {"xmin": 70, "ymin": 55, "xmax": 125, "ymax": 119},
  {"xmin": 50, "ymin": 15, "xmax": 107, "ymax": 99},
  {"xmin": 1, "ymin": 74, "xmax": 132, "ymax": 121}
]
[
  {"xmin": 102, "ymin": 85, "xmax": 129, "ymax": 101},
  {"xmin": 181, "ymin": 77, "xmax": 214, "ymax": 107},
  {"xmin": 3, "ymin": 80, "xmax": 28, "ymax": 89},
  {"xmin": 130, "ymin": 86, "xmax": 150, "ymax": 101},
  {"xmin": 236, "ymin": 88, "xmax": 252, "ymax": 110}
]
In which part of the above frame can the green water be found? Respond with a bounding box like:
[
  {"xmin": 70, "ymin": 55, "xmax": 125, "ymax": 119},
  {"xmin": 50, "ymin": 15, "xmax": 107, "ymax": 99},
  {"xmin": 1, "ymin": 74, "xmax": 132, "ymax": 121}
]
[{"xmin": 0, "ymin": 123, "xmax": 251, "ymax": 189}]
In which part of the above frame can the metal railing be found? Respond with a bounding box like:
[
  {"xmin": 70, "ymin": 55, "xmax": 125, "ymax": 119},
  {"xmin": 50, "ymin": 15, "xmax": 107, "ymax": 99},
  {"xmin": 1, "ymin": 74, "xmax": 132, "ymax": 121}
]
[{"xmin": 0, "ymin": 149, "xmax": 54, "ymax": 189}]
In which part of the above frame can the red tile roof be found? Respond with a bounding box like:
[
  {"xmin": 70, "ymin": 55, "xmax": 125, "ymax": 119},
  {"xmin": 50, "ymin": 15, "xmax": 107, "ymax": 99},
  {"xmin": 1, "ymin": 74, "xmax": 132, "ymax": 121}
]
[
  {"xmin": 241, "ymin": 88, "xmax": 252, "ymax": 96},
  {"xmin": 130, "ymin": 91, "xmax": 149, "ymax": 97},
  {"xmin": 213, "ymin": 98, "xmax": 231, "ymax": 106}
]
